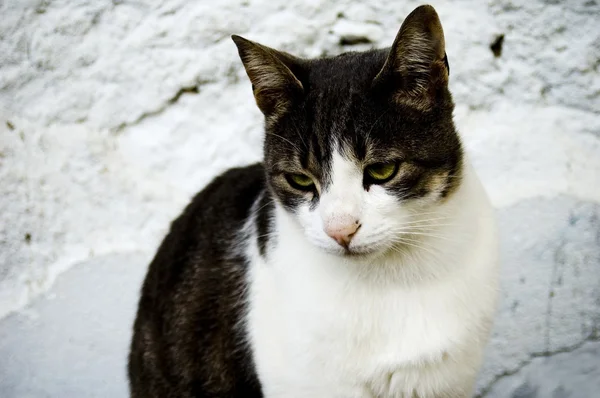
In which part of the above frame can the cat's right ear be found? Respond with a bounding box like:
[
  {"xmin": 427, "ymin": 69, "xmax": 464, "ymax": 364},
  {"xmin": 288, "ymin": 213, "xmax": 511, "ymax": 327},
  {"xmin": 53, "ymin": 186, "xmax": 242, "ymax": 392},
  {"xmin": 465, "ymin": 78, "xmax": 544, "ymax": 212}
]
[
  {"xmin": 372, "ymin": 5, "xmax": 450, "ymax": 111},
  {"xmin": 232, "ymin": 35, "xmax": 304, "ymax": 118}
]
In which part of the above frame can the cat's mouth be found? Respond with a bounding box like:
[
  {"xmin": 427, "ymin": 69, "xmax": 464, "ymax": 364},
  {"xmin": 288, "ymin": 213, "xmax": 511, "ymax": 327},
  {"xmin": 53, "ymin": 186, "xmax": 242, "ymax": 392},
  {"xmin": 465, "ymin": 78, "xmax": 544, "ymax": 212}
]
[
  {"xmin": 343, "ymin": 248, "xmax": 365, "ymax": 257},
  {"xmin": 313, "ymin": 237, "xmax": 385, "ymax": 258},
  {"xmin": 321, "ymin": 244, "xmax": 372, "ymax": 258},
  {"xmin": 338, "ymin": 244, "xmax": 380, "ymax": 258}
]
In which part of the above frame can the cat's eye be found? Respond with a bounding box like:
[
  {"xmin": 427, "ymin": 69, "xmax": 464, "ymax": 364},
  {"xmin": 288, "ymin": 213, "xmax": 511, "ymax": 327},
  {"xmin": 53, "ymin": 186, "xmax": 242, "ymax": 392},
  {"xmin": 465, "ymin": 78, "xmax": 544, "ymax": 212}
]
[
  {"xmin": 365, "ymin": 162, "xmax": 398, "ymax": 183},
  {"xmin": 286, "ymin": 173, "xmax": 315, "ymax": 191}
]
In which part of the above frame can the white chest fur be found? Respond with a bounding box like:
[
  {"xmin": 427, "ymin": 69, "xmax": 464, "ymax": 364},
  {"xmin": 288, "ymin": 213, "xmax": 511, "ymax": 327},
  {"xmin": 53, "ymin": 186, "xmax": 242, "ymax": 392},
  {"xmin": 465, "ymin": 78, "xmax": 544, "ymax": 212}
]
[{"xmin": 245, "ymin": 166, "xmax": 499, "ymax": 398}]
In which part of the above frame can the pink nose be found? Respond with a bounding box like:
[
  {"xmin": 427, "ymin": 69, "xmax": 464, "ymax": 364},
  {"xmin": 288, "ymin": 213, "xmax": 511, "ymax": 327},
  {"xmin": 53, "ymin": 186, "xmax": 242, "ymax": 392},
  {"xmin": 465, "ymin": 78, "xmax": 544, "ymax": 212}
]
[{"xmin": 325, "ymin": 221, "xmax": 361, "ymax": 247}]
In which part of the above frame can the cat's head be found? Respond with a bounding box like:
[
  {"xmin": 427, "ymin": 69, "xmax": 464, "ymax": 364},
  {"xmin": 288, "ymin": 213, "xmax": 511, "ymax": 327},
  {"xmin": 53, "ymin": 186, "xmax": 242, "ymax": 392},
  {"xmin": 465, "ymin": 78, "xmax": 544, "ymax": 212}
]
[{"xmin": 233, "ymin": 5, "xmax": 463, "ymax": 257}]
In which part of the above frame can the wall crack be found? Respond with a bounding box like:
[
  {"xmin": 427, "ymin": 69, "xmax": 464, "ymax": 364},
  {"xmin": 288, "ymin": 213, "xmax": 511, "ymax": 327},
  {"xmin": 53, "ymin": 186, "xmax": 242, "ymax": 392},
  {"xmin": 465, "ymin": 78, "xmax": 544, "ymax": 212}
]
[
  {"xmin": 114, "ymin": 84, "xmax": 202, "ymax": 134},
  {"xmin": 476, "ymin": 335, "xmax": 600, "ymax": 397}
]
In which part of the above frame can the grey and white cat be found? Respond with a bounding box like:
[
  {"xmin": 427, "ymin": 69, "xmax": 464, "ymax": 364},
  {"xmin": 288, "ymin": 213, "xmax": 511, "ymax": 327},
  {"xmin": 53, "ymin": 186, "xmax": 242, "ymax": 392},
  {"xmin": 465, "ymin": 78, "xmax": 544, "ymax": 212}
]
[{"xmin": 129, "ymin": 5, "xmax": 499, "ymax": 398}]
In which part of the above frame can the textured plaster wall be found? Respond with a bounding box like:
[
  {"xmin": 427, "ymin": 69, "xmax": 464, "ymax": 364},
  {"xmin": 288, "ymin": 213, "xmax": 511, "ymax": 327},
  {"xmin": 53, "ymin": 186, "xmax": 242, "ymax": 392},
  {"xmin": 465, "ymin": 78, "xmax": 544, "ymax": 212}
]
[{"xmin": 1, "ymin": 0, "xmax": 599, "ymax": 396}]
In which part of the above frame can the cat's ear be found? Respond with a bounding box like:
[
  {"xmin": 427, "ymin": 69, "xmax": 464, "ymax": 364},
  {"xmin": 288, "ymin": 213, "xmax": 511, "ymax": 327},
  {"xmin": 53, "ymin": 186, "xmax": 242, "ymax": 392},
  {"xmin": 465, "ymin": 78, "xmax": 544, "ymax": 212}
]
[
  {"xmin": 232, "ymin": 35, "xmax": 304, "ymax": 118},
  {"xmin": 372, "ymin": 5, "xmax": 450, "ymax": 110}
]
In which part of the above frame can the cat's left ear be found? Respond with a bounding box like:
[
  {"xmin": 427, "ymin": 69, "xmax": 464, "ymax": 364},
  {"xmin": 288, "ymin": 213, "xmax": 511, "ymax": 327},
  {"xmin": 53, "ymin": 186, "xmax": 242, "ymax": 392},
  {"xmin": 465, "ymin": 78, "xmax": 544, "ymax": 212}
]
[
  {"xmin": 372, "ymin": 5, "xmax": 450, "ymax": 110},
  {"xmin": 232, "ymin": 35, "xmax": 305, "ymax": 119}
]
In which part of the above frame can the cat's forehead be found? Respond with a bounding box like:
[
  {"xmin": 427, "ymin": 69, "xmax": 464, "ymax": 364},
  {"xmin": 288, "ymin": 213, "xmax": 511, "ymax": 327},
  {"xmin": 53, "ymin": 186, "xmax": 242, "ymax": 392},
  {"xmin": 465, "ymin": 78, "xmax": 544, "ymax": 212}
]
[
  {"xmin": 265, "ymin": 49, "xmax": 459, "ymax": 175},
  {"xmin": 306, "ymin": 49, "xmax": 389, "ymax": 92},
  {"xmin": 271, "ymin": 92, "xmax": 455, "ymax": 171}
]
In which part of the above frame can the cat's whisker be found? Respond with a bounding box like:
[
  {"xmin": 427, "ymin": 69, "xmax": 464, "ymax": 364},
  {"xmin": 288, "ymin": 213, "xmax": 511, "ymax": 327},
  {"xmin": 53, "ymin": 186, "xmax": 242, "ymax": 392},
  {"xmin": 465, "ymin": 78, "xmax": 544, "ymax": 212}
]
[
  {"xmin": 406, "ymin": 210, "xmax": 454, "ymax": 218},
  {"xmin": 365, "ymin": 107, "xmax": 391, "ymax": 143},
  {"xmin": 392, "ymin": 235, "xmax": 426, "ymax": 243},
  {"xmin": 255, "ymin": 233, "xmax": 278, "ymax": 240},
  {"xmin": 390, "ymin": 222, "xmax": 458, "ymax": 229},
  {"xmin": 442, "ymin": 175, "xmax": 463, "ymax": 179},
  {"xmin": 402, "ymin": 214, "xmax": 453, "ymax": 221},
  {"xmin": 249, "ymin": 197, "xmax": 275, "ymax": 219},
  {"xmin": 393, "ymin": 217, "xmax": 456, "ymax": 225},
  {"xmin": 372, "ymin": 220, "xmax": 454, "ymax": 232},
  {"xmin": 391, "ymin": 232, "xmax": 462, "ymax": 243},
  {"xmin": 395, "ymin": 217, "xmax": 453, "ymax": 226},
  {"xmin": 390, "ymin": 239, "xmax": 439, "ymax": 259},
  {"xmin": 405, "ymin": 216, "xmax": 454, "ymax": 223},
  {"xmin": 290, "ymin": 124, "xmax": 308, "ymax": 150},
  {"xmin": 389, "ymin": 223, "xmax": 458, "ymax": 232},
  {"xmin": 398, "ymin": 237, "xmax": 445, "ymax": 253},
  {"xmin": 255, "ymin": 200, "xmax": 274, "ymax": 215},
  {"xmin": 391, "ymin": 229, "xmax": 468, "ymax": 241},
  {"xmin": 389, "ymin": 245, "xmax": 409, "ymax": 258},
  {"xmin": 265, "ymin": 132, "xmax": 302, "ymax": 153}
]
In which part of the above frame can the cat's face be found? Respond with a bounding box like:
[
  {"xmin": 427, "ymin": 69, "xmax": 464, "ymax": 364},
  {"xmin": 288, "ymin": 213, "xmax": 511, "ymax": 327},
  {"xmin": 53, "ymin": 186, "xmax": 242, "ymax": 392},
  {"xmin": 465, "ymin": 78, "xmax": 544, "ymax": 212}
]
[{"xmin": 234, "ymin": 5, "xmax": 462, "ymax": 256}]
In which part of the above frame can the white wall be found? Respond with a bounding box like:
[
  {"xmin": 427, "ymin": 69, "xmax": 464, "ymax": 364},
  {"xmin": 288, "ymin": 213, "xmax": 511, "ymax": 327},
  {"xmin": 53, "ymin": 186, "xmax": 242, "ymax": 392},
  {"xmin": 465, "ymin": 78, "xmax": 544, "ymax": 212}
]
[{"xmin": 1, "ymin": 0, "xmax": 599, "ymax": 396}]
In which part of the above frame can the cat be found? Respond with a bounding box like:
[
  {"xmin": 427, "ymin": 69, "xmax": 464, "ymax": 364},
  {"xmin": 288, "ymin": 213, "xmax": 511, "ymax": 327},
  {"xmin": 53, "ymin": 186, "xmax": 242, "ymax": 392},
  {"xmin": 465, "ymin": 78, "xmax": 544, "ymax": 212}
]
[{"xmin": 128, "ymin": 5, "xmax": 499, "ymax": 398}]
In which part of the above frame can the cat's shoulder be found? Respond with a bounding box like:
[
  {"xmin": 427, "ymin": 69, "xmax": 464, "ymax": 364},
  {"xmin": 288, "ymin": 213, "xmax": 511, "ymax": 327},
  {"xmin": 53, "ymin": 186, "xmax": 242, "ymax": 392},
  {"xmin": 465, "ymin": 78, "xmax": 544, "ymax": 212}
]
[
  {"xmin": 188, "ymin": 162, "xmax": 265, "ymax": 215},
  {"xmin": 173, "ymin": 162, "xmax": 266, "ymax": 231},
  {"xmin": 145, "ymin": 163, "xmax": 266, "ymax": 282}
]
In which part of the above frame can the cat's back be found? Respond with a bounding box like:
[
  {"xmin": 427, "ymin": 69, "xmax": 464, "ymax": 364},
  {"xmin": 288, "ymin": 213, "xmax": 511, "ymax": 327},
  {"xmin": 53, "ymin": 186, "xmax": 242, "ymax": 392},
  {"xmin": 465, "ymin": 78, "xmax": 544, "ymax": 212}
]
[{"xmin": 128, "ymin": 163, "xmax": 265, "ymax": 398}]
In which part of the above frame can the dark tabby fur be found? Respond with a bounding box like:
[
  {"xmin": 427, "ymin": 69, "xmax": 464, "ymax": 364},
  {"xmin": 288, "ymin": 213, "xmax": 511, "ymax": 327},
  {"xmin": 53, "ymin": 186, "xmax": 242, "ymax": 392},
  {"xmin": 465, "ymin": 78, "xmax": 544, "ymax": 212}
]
[
  {"xmin": 129, "ymin": 5, "xmax": 460, "ymax": 397},
  {"xmin": 128, "ymin": 165, "xmax": 265, "ymax": 397}
]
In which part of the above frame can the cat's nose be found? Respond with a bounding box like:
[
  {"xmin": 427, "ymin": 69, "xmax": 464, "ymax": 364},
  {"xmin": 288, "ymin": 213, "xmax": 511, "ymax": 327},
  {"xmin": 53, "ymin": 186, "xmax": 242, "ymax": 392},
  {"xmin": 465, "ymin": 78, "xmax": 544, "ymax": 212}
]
[{"xmin": 324, "ymin": 219, "xmax": 361, "ymax": 247}]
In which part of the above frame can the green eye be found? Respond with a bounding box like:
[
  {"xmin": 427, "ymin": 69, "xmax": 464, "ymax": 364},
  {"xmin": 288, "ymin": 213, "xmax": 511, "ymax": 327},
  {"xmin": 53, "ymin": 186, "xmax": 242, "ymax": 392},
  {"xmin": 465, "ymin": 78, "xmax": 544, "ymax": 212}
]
[
  {"xmin": 286, "ymin": 173, "xmax": 315, "ymax": 190},
  {"xmin": 365, "ymin": 162, "xmax": 398, "ymax": 183}
]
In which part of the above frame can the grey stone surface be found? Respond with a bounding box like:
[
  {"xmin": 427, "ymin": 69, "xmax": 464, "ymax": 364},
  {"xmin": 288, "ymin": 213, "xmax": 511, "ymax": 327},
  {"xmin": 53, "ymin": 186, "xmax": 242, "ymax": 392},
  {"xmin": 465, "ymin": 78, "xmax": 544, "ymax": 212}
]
[
  {"xmin": 483, "ymin": 341, "xmax": 600, "ymax": 398},
  {"xmin": 0, "ymin": 253, "xmax": 148, "ymax": 397},
  {"xmin": 477, "ymin": 197, "xmax": 600, "ymax": 393}
]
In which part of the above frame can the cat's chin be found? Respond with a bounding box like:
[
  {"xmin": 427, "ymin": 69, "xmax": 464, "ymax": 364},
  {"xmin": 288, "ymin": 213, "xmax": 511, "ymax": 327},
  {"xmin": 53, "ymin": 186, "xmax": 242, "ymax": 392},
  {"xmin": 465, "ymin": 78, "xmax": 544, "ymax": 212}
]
[
  {"xmin": 305, "ymin": 235, "xmax": 396, "ymax": 260},
  {"xmin": 341, "ymin": 249, "xmax": 371, "ymax": 258},
  {"xmin": 321, "ymin": 244, "xmax": 386, "ymax": 259}
]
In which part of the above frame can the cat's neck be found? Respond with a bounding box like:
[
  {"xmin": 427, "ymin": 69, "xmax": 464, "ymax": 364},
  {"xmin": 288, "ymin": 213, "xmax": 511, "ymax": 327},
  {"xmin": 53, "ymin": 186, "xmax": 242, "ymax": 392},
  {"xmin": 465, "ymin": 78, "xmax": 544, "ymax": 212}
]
[{"xmin": 265, "ymin": 159, "xmax": 494, "ymax": 287}]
